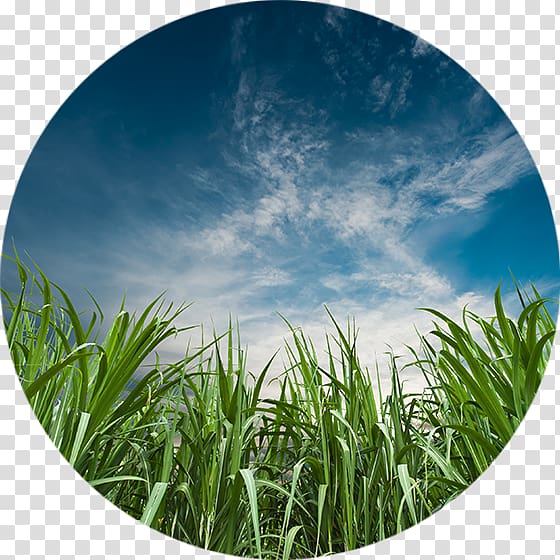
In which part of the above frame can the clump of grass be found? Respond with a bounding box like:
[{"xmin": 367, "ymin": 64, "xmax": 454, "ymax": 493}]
[
  {"xmin": 1, "ymin": 254, "xmax": 556, "ymax": 559},
  {"xmin": 408, "ymin": 285, "xmax": 556, "ymax": 503}
]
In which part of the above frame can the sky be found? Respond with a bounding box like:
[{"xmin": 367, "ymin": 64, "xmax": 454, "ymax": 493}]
[{"xmin": 2, "ymin": 1, "xmax": 559, "ymax": 391}]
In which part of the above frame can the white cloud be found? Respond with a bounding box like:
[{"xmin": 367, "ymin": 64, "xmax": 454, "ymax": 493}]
[
  {"xmin": 370, "ymin": 68, "xmax": 413, "ymax": 117},
  {"xmin": 392, "ymin": 69, "xmax": 413, "ymax": 115},
  {"xmin": 231, "ymin": 15, "xmax": 253, "ymax": 65},
  {"xmin": 323, "ymin": 6, "xmax": 347, "ymax": 36},
  {"xmin": 420, "ymin": 127, "xmax": 533, "ymax": 213},
  {"xmin": 315, "ymin": 9, "xmax": 381, "ymax": 90},
  {"xmin": 343, "ymin": 120, "xmax": 533, "ymax": 220},
  {"xmin": 320, "ymin": 257, "xmax": 454, "ymax": 304},
  {"xmin": 370, "ymin": 75, "xmax": 393, "ymax": 112},
  {"xmin": 233, "ymin": 71, "xmax": 253, "ymax": 131},
  {"xmin": 253, "ymin": 266, "xmax": 292, "ymax": 288},
  {"xmin": 200, "ymin": 222, "xmax": 255, "ymax": 257},
  {"xmin": 411, "ymin": 36, "xmax": 434, "ymax": 58},
  {"xmin": 192, "ymin": 176, "xmax": 304, "ymax": 256},
  {"xmin": 253, "ymin": 181, "xmax": 301, "ymax": 237},
  {"xmin": 314, "ymin": 187, "xmax": 396, "ymax": 242},
  {"xmin": 373, "ymin": 271, "xmax": 452, "ymax": 298}
]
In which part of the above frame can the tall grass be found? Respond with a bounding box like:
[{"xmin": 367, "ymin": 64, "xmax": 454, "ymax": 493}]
[{"xmin": 2, "ymin": 254, "xmax": 556, "ymax": 559}]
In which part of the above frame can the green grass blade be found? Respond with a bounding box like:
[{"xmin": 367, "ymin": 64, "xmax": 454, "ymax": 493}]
[
  {"xmin": 140, "ymin": 481, "xmax": 168, "ymax": 528},
  {"xmin": 68, "ymin": 411, "xmax": 91, "ymax": 466},
  {"xmin": 239, "ymin": 469, "xmax": 262, "ymax": 558},
  {"xmin": 282, "ymin": 525, "xmax": 303, "ymax": 560}
]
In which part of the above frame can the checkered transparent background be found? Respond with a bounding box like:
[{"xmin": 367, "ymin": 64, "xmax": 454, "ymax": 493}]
[{"xmin": 0, "ymin": 1, "xmax": 559, "ymax": 559}]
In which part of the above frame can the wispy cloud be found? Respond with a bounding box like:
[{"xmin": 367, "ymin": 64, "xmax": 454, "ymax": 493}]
[
  {"xmin": 150, "ymin": 58, "xmax": 538, "ymax": 384},
  {"xmin": 323, "ymin": 6, "xmax": 348, "ymax": 37},
  {"xmin": 370, "ymin": 68, "xmax": 413, "ymax": 117},
  {"xmin": 411, "ymin": 36, "xmax": 434, "ymax": 58},
  {"xmin": 231, "ymin": 14, "xmax": 253, "ymax": 65},
  {"xmin": 198, "ymin": 220, "xmax": 255, "ymax": 257},
  {"xmin": 342, "ymin": 118, "xmax": 534, "ymax": 217},
  {"xmin": 253, "ymin": 266, "xmax": 292, "ymax": 288}
]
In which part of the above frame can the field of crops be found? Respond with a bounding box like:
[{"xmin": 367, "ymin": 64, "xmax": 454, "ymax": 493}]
[{"xmin": 2, "ymin": 254, "xmax": 556, "ymax": 559}]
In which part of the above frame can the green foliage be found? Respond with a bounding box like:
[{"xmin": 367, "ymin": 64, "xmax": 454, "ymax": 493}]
[{"xmin": 2, "ymin": 254, "xmax": 556, "ymax": 559}]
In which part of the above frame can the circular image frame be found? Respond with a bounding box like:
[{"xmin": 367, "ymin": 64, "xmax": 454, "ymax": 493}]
[{"xmin": 0, "ymin": 1, "xmax": 550, "ymax": 554}]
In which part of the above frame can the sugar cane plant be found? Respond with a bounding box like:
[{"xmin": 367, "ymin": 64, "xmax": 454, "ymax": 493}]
[{"xmin": 1, "ymin": 252, "xmax": 556, "ymax": 559}]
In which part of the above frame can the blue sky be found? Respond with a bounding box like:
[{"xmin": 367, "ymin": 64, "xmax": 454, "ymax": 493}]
[{"xmin": 3, "ymin": 2, "xmax": 559, "ymax": 385}]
